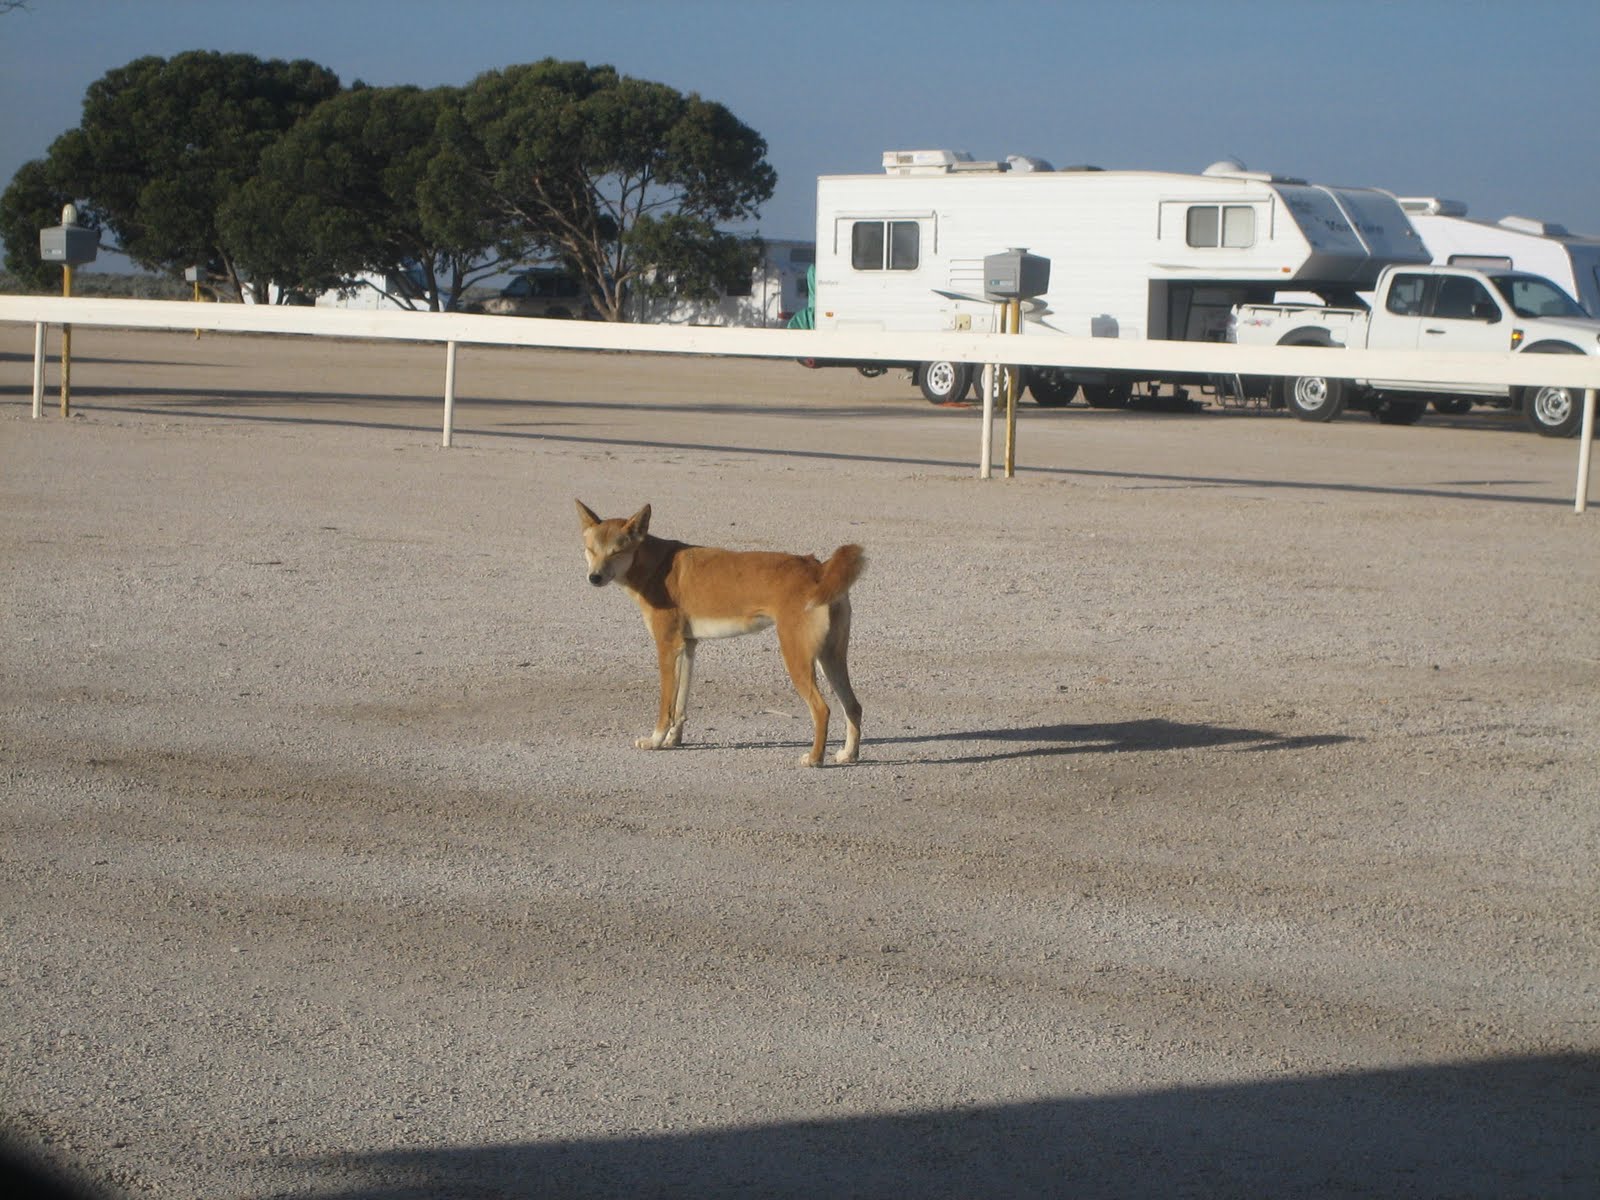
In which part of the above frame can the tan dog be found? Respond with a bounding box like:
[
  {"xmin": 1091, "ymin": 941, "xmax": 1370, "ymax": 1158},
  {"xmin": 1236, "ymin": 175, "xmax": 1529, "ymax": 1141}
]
[{"xmin": 576, "ymin": 500, "xmax": 865, "ymax": 766}]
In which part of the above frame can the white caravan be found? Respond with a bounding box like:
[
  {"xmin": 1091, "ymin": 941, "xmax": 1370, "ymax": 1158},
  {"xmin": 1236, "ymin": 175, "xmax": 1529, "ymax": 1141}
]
[
  {"xmin": 1398, "ymin": 198, "xmax": 1600, "ymax": 317},
  {"xmin": 811, "ymin": 150, "xmax": 1430, "ymax": 404}
]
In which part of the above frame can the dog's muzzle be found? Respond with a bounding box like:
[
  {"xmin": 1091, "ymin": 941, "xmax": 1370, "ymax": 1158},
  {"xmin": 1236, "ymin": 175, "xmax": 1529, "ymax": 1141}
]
[{"xmin": 588, "ymin": 572, "xmax": 606, "ymax": 587}]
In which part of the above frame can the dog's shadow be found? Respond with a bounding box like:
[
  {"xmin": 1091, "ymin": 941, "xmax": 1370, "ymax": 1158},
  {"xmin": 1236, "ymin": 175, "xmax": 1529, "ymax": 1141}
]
[{"xmin": 705, "ymin": 718, "xmax": 1351, "ymax": 765}]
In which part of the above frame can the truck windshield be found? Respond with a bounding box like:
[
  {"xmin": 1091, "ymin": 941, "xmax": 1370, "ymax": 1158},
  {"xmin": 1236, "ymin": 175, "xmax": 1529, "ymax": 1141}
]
[{"xmin": 1488, "ymin": 273, "xmax": 1587, "ymax": 319}]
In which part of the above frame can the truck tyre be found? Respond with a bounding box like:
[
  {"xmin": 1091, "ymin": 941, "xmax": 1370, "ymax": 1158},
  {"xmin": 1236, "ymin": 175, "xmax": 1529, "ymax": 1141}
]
[
  {"xmin": 1373, "ymin": 399, "xmax": 1426, "ymax": 425},
  {"xmin": 918, "ymin": 361, "xmax": 972, "ymax": 405},
  {"xmin": 1523, "ymin": 384, "xmax": 1583, "ymax": 437},
  {"xmin": 1027, "ymin": 369, "xmax": 1078, "ymax": 407},
  {"xmin": 1081, "ymin": 383, "xmax": 1131, "ymax": 409},
  {"xmin": 1285, "ymin": 375, "xmax": 1346, "ymax": 422}
]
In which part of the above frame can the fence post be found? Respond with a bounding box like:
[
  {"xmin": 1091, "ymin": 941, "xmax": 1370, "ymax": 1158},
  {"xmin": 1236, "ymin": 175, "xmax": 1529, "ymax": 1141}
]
[
  {"xmin": 442, "ymin": 340, "xmax": 458, "ymax": 448},
  {"xmin": 32, "ymin": 322, "xmax": 45, "ymax": 419},
  {"xmin": 1577, "ymin": 389, "xmax": 1597, "ymax": 514}
]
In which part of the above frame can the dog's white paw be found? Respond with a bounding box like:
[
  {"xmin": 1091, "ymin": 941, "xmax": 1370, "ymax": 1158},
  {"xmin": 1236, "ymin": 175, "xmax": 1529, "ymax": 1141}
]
[
  {"xmin": 635, "ymin": 735, "xmax": 662, "ymax": 750},
  {"xmin": 833, "ymin": 748, "xmax": 859, "ymax": 765}
]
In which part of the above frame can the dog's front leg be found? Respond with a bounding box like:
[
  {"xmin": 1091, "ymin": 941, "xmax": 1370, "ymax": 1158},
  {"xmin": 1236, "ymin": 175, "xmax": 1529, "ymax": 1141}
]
[{"xmin": 638, "ymin": 623, "xmax": 692, "ymax": 750}]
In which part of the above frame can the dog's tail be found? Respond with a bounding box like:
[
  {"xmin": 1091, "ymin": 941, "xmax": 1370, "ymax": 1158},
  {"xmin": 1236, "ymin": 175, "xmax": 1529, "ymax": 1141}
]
[{"xmin": 813, "ymin": 544, "xmax": 866, "ymax": 606}]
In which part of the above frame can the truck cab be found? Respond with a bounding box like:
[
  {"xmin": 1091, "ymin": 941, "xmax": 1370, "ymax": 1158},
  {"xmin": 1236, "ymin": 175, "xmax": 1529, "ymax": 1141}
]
[{"xmin": 1230, "ymin": 264, "xmax": 1600, "ymax": 435}]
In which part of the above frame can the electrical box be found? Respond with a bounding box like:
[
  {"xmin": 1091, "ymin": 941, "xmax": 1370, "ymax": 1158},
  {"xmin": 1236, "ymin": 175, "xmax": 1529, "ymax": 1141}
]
[
  {"xmin": 983, "ymin": 249, "xmax": 1049, "ymax": 300},
  {"xmin": 39, "ymin": 225, "xmax": 99, "ymax": 266},
  {"xmin": 184, "ymin": 266, "xmax": 207, "ymax": 283}
]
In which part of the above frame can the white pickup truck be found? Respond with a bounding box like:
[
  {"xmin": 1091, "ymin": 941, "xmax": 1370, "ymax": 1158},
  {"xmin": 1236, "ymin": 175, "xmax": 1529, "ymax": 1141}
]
[{"xmin": 1228, "ymin": 264, "xmax": 1600, "ymax": 436}]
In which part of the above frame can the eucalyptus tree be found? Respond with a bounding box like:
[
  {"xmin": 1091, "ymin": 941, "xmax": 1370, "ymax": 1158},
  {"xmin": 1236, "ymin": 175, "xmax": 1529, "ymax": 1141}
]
[
  {"xmin": 222, "ymin": 84, "xmax": 520, "ymax": 310},
  {"xmin": 459, "ymin": 59, "xmax": 776, "ymax": 320},
  {"xmin": 41, "ymin": 50, "xmax": 340, "ymax": 298}
]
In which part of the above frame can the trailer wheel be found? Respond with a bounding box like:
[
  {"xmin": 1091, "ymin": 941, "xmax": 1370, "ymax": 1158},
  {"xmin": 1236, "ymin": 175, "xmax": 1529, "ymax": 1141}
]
[
  {"xmin": 918, "ymin": 360, "xmax": 972, "ymax": 404},
  {"xmin": 1027, "ymin": 369, "xmax": 1078, "ymax": 407},
  {"xmin": 1523, "ymin": 384, "xmax": 1582, "ymax": 437},
  {"xmin": 1285, "ymin": 375, "xmax": 1346, "ymax": 422},
  {"xmin": 1081, "ymin": 383, "xmax": 1131, "ymax": 409},
  {"xmin": 1431, "ymin": 397, "xmax": 1473, "ymax": 415}
]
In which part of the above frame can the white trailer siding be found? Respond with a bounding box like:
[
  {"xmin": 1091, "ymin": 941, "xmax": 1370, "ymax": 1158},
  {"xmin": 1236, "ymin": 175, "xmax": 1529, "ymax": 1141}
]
[{"xmin": 814, "ymin": 166, "xmax": 1427, "ymax": 351}]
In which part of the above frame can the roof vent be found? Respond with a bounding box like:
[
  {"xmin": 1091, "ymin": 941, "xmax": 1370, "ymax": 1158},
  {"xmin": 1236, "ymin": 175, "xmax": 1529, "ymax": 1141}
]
[
  {"xmin": 1398, "ymin": 197, "xmax": 1469, "ymax": 216},
  {"xmin": 882, "ymin": 149, "xmax": 1003, "ymax": 175},
  {"xmin": 1005, "ymin": 155, "xmax": 1055, "ymax": 173},
  {"xmin": 1203, "ymin": 157, "xmax": 1247, "ymax": 175},
  {"xmin": 1498, "ymin": 214, "xmax": 1570, "ymax": 237}
]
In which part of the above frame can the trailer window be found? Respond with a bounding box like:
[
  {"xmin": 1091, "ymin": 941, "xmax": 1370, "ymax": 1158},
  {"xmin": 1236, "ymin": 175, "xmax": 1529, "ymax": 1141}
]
[
  {"xmin": 851, "ymin": 220, "xmax": 920, "ymax": 270},
  {"xmin": 1186, "ymin": 205, "xmax": 1256, "ymax": 248}
]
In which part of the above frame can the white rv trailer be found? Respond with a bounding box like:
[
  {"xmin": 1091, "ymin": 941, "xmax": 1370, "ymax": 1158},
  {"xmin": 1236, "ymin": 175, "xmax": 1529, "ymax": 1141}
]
[
  {"xmin": 811, "ymin": 150, "xmax": 1430, "ymax": 404},
  {"xmin": 1398, "ymin": 198, "xmax": 1600, "ymax": 317}
]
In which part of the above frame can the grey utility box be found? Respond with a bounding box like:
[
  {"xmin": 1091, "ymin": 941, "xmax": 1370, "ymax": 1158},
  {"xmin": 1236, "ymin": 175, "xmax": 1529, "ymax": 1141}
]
[
  {"xmin": 40, "ymin": 224, "xmax": 99, "ymax": 266},
  {"xmin": 983, "ymin": 249, "xmax": 1050, "ymax": 300}
]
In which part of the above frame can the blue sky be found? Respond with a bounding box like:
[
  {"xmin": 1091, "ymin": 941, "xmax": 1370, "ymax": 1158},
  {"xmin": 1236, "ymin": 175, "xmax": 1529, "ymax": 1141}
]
[{"xmin": 3, "ymin": 0, "xmax": 1597, "ymax": 269}]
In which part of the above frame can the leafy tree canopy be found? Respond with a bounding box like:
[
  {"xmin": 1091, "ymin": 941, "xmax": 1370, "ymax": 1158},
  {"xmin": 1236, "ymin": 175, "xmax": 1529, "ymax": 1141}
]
[
  {"xmin": 221, "ymin": 84, "xmax": 519, "ymax": 310},
  {"xmin": 0, "ymin": 158, "xmax": 79, "ymax": 288},
  {"xmin": 460, "ymin": 59, "xmax": 776, "ymax": 320},
  {"xmin": 47, "ymin": 50, "xmax": 339, "ymax": 296}
]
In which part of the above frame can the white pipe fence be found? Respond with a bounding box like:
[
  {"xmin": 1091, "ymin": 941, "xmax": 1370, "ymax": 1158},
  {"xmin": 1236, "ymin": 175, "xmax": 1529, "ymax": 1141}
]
[{"xmin": 3, "ymin": 294, "xmax": 1596, "ymax": 510}]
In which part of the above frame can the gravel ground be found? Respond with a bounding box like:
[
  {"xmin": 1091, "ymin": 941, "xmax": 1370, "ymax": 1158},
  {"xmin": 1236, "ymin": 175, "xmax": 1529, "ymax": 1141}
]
[{"xmin": 2, "ymin": 326, "xmax": 1598, "ymax": 1199}]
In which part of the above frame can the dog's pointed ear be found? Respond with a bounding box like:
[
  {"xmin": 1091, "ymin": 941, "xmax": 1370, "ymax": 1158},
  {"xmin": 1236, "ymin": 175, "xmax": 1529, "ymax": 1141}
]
[
  {"xmin": 625, "ymin": 504, "xmax": 651, "ymax": 537},
  {"xmin": 575, "ymin": 499, "xmax": 601, "ymax": 530}
]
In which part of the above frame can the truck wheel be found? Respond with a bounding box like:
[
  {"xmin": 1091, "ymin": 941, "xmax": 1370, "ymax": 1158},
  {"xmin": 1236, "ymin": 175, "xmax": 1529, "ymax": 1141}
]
[
  {"xmin": 918, "ymin": 361, "xmax": 972, "ymax": 404},
  {"xmin": 1081, "ymin": 383, "xmax": 1131, "ymax": 409},
  {"xmin": 1285, "ymin": 375, "xmax": 1346, "ymax": 422},
  {"xmin": 1027, "ymin": 369, "xmax": 1078, "ymax": 407},
  {"xmin": 1523, "ymin": 384, "xmax": 1582, "ymax": 437},
  {"xmin": 1431, "ymin": 397, "xmax": 1473, "ymax": 415},
  {"xmin": 1374, "ymin": 399, "xmax": 1426, "ymax": 425}
]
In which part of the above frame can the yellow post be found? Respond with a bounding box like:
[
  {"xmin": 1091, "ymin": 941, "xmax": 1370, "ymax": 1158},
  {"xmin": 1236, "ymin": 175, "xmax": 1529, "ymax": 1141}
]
[
  {"xmin": 1003, "ymin": 298, "xmax": 1021, "ymax": 478},
  {"xmin": 60, "ymin": 263, "xmax": 73, "ymax": 418}
]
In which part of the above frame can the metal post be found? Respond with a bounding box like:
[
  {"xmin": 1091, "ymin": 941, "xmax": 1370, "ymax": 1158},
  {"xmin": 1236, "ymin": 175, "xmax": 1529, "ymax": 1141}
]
[
  {"xmin": 32, "ymin": 322, "xmax": 45, "ymax": 419},
  {"xmin": 978, "ymin": 362, "xmax": 995, "ymax": 479},
  {"xmin": 1576, "ymin": 388, "xmax": 1597, "ymax": 514},
  {"xmin": 60, "ymin": 263, "xmax": 73, "ymax": 418},
  {"xmin": 1003, "ymin": 298, "xmax": 1020, "ymax": 478},
  {"xmin": 442, "ymin": 340, "xmax": 459, "ymax": 447}
]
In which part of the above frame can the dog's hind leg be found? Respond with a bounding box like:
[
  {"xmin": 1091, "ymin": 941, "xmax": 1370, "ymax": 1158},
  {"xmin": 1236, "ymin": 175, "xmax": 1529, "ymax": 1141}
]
[
  {"xmin": 778, "ymin": 615, "xmax": 831, "ymax": 767},
  {"xmin": 817, "ymin": 600, "xmax": 862, "ymax": 764}
]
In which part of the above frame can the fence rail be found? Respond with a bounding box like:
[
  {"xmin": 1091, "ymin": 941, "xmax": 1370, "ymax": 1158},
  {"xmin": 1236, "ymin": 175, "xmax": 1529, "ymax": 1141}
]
[{"xmin": 3, "ymin": 294, "xmax": 1595, "ymax": 510}]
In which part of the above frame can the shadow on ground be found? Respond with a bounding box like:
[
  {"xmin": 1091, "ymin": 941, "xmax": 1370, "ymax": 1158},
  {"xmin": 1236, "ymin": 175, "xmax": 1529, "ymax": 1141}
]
[
  {"xmin": 275, "ymin": 1054, "xmax": 1596, "ymax": 1199},
  {"xmin": 875, "ymin": 717, "xmax": 1352, "ymax": 764}
]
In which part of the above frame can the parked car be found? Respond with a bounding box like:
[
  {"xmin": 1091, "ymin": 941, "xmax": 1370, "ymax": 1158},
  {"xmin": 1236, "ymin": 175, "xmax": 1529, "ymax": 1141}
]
[{"xmin": 481, "ymin": 268, "xmax": 598, "ymax": 319}]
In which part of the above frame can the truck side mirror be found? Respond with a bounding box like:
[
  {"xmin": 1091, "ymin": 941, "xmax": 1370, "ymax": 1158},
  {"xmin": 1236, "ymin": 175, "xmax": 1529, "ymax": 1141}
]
[{"xmin": 1471, "ymin": 301, "xmax": 1500, "ymax": 323}]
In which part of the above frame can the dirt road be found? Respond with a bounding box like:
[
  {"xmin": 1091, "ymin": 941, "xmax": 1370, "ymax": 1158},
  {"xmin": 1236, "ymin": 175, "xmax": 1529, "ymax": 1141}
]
[{"xmin": 3, "ymin": 327, "xmax": 1597, "ymax": 1198}]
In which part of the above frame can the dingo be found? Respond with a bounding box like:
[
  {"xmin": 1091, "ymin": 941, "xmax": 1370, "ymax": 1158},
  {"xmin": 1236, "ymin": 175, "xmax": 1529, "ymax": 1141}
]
[{"xmin": 576, "ymin": 501, "xmax": 865, "ymax": 766}]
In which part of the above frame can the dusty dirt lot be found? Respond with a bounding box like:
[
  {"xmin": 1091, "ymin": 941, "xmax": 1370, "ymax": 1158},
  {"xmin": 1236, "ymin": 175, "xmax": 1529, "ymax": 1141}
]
[{"xmin": 2, "ymin": 325, "xmax": 1597, "ymax": 1198}]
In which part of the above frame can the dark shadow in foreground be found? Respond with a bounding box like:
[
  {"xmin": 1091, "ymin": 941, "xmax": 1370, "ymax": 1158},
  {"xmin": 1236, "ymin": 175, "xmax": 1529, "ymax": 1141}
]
[
  {"xmin": 870, "ymin": 717, "xmax": 1352, "ymax": 764},
  {"xmin": 273, "ymin": 1054, "xmax": 1597, "ymax": 1199}
]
